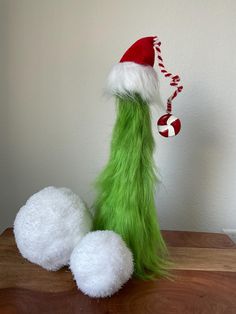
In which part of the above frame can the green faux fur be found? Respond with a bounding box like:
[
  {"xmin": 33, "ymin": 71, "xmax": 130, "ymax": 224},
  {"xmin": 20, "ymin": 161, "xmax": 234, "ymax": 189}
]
[{"xmin": 92, "ymin": 95, "xmax": 169, "ymax": 279}]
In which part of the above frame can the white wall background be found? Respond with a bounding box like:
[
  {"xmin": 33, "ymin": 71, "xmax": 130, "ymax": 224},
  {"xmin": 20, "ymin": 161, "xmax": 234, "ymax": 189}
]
[{"xmin": 1, "ymin": 0, "xmax": 236, "ymax": 233}]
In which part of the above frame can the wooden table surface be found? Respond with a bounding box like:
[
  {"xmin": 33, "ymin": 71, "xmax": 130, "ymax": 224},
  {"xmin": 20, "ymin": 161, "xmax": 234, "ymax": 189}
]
[{"xmin": 1, "ymin": 228, "xmax": 236, "ymax": 314}]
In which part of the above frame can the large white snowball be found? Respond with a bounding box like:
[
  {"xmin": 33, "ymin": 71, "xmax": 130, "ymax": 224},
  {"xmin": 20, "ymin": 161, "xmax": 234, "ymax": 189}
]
[
  {"xmin": 70, "ymin": 230, "xmax": 133, "ymax": 298},
  {"xmin": 14, "ymin": 186, "xmax": 92, "ymax": 271}
]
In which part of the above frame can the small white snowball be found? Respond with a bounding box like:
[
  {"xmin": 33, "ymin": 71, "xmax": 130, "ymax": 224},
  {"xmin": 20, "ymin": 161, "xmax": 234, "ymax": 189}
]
[
  {"xmin": 14, "ymin": 186, "xmax": 92, "ymax": 271},
  {"xmin": 70, "ymin": 230, "xmax": 133, "ymax": 298}
]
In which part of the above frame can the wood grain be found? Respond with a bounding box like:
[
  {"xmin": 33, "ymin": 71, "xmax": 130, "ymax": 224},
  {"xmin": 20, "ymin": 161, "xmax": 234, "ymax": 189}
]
[
  {"xmin": 162, "ymin": 230, "xmax": 236, "ymax": 248},
  {"xmin": 1, "ymin": 228, "xmax": 236, "ymax": 314},
  {"xmin": 169, "ymin": 247, "xmax": 236, "ymax": 272}
]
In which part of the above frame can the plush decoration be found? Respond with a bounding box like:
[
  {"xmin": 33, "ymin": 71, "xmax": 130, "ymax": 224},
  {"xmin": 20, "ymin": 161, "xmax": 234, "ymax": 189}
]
[
  {"xmin": 70, "ymin": 230, "xmax": 133, "ymax": 298},
  {"xmin": 93, "ymin": 36, "xmax": 174, "ymax": 279},
  {"xmin": 14, "ymin": 186, "xmax": 92, "ymax": 271}
]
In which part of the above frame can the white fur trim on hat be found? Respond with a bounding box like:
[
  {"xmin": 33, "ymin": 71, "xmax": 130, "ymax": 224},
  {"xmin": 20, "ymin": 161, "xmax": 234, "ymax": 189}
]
[{"xmin": 105, "ymin": 62, "xmax": 159, "ymax": 103}]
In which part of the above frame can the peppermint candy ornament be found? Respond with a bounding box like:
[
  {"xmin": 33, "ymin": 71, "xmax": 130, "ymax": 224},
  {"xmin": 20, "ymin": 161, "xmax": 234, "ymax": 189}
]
[
  {"xmin": 157, "ymin": 113, "xmax": 181, "ymax": 138},
  {"xmin": 153, "ymin": 36, "xmax": 183, "ymax": 138}
]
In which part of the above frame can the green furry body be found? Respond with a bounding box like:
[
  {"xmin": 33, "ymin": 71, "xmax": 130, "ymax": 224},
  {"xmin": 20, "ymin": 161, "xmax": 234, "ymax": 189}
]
[{"xmin": 93, "ymin": 95, "xmax": 168, "ymax": 279}]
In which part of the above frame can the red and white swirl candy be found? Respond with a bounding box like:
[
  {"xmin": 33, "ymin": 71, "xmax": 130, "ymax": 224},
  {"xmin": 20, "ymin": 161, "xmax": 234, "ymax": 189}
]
[{"xmin": 157, "ymin": 113, "xmax": 181, "ymax": 138}]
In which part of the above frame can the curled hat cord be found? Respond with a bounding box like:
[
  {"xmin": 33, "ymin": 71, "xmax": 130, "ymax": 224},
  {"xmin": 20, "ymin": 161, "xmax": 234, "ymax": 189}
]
[{"xmin": 153, "ymin": 36, "xmax": 183, "ymax": 114}]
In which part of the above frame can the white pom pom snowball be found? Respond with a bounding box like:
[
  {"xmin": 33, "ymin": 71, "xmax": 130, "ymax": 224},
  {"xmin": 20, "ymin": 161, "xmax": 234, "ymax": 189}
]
[
  {"xmin": 14, "ymin": 186, "xmax": 92, "ymax": 271},
  {"xmin": 70, "ymin": 230, "xmax": 133, "ymax": 298}
]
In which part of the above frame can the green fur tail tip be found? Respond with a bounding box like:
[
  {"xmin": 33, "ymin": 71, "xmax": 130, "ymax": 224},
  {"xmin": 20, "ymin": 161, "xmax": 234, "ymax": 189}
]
[{"xmin": 92, "ymin": 94, "xmax": 171, "ymax": 279}]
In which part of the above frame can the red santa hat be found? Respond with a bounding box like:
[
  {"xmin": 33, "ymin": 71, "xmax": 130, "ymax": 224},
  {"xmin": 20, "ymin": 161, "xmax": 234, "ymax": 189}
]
[{"xmin": 106, "ymin": 36, "xmax": 159, "ymax": 103}]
